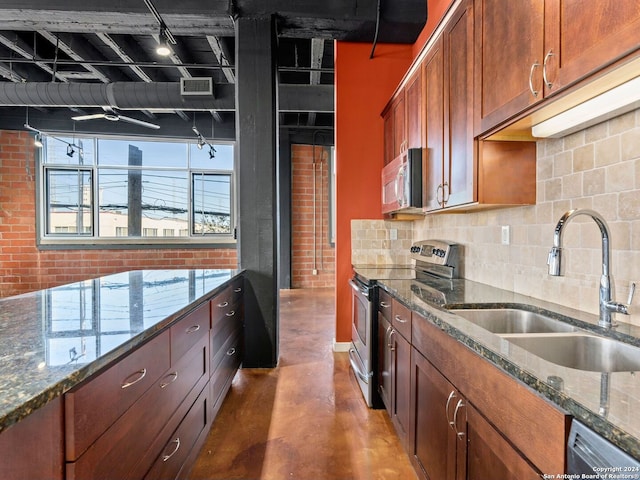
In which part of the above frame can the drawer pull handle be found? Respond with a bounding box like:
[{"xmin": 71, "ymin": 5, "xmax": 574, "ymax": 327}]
[
  {"xmin": 380, "ymin": 301, "xmax": 390, "ymax": 308},
  {"xmin": 160, "ymin": 372, "xmax": 178, "ymax": 389},
  {"xmin": 453, "ymin": 399, "xmax": 466, "ymax": 438},
  {"xmin": 234, "ymin": 287, "xmax": 242, "ymax": 293},
  {"xmin": 394, "ymin": 315, "xmax": 408, "ymax": 324},
  {"xmin": 186, "ymin": 325, "xmax": 201, "ymax": 334},
  {"xmin": 225, "ymin": 310, "xmax": 236, "ymax": 317},
  {"xmin": 162, "ymin": 438, "xmax": 181, "ymax": 462},
  {"xmin": 226, "ymin": 347, "xmax": 236, "ymax": 356},
  {"xmin": 121, "ymin": 368, "xmax": 147, "ymax": 389},
  {"xmin": 217, "ymin": 301, "xmax": 229, "ymax": 308}
]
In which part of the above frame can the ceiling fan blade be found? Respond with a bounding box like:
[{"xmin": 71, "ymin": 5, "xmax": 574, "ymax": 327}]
[
  {"xmin": 72, "ymin": 113, "xmax": 107, "ymax": 121},
  {"xmin": 117, "ymin": 115, "xmax": 161, "ymax": 129}
]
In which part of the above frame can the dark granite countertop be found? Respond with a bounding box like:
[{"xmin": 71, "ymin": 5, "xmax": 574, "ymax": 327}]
[
  {"xmin": 362, "ymin": 270, "xmax": 640, "ymax": 461},
  {"xmin": 0, "ymin": 269, "xmax": 242, "ymax": 434}
]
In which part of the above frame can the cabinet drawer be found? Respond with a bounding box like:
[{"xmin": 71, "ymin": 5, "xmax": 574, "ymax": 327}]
[
  {"xmin": 211, "ymin": 287, "xmax": 240, "ymax": 329},
  {"xmin": 378, "ymin": 289, "xmax": 392, "ymax": 321},
  {"xmin": 144, "ymin": 388, "xmax": 209, "ymax": 480},
  {"xmin": 66, "ymin": 335, "xmax": 208, "ymax": 480},
  {"xmin": 211, "ymin": 302, "xmax": 242, "ymax": 371},
  {"xmin": 65, "ymin": 331, "xmax": 170, "ymax": 461},
  {"xmin": 391, "ymin": 299, "xmax": 412, "ymax": 341},
  {"xmin": 171, "ymin": 301, "xmax": 210, "ymax": 364},
  {"xmin": 210, "ymin": 330, "xmax": 242, "ymax": 408}
]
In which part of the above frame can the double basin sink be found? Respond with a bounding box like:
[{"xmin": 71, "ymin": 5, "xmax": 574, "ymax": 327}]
[{"xmin": 449, "ymin": 307, "xmax": 640, "ymax": 373}]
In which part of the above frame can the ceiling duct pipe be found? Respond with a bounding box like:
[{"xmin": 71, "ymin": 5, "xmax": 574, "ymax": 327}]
[{"xmin": 0, "ymin": 81, "xmax": 234, "ymax": 111}]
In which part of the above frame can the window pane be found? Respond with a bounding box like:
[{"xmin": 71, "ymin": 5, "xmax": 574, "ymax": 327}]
[
  {"xmin": 98, "ymin": 139, "xmax": 187, "ymax": 167},
  {"xmin": 190, "ymin": 143, "xmax": 234, "ymax": 170},
  {"xmin": 192, "ymin": 173, "xmax": 231, "ymax": 234},
  {"xmin": 98, "ymin": 169, "xmax": 188, "ymax": 237},
  {"xmin": 46, "ymin": 169, "xmax": 93, "ymax": 235},
  {"xmin": 43, "ymin": 137, "xmax": 95, "ymax": 165}
]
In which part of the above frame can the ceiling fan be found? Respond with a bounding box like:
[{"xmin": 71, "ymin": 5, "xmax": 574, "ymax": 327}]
[{"xmin": 72, "ymin": 107, "xmax": 160, "ymax": 130}]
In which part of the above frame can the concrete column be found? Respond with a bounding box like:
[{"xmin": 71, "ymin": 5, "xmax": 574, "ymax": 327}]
[{"xmin": 235, "ymin": 15, "xmax": 279, "ymax": 367}]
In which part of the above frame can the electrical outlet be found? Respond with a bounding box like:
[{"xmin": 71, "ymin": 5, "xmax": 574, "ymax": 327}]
[
  {"xmin": 390, "ymin": 229, "xmax": 398, "ymax": 240},
  {"xmin": 312, "ymin": 269, "xmax": 318, "ymax": 275},
  {"xmin": 501, "ymin": 225, "xmax": 510, "ymax": 245}
]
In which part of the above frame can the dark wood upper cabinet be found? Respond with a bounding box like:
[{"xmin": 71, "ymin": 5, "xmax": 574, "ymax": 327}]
[
  {"xmin": 475, "ymin": 0, "xmax": 640, "ymax": 135},
  {"xmin": 474, "ymin": 0, "xmax": 545, "ymax": 135},
  {"xmin": 423, "ymin": 37, "xmax": 445, "ymax": 212},
  {"xmin": 405, "ymin": 69, "xmax": 423, "ymax": 149},
  {"xmin": 544, "ymin": 0, "xmax": 640, "ymax": 94}
]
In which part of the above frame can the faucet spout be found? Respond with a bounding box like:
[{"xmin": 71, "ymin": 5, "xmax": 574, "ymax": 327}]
[{"xmin": 547, "ymin": 209, "xmax": 628, "ymax": 329}]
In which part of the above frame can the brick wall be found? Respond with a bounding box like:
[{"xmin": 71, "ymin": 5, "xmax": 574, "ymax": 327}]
[
  {"xmin": 291, "ymin": 144, "xmax": 335, "ymax": 288},
  {"xmin": 0, "ymin": 130, "xmax": 237, "ymax": 298}
]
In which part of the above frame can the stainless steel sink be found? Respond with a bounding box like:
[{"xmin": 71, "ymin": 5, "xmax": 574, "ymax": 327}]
[
  {"xmin": 450, "ymin": 308, "xmax": 577, "ymax": 334},
  {"xmin": 506, "ymin": 334, "xmax": 640, "ymax": 372}
]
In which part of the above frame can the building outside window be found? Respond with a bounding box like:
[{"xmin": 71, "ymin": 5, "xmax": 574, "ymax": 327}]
[{"xmin": 39, "ymin": 136, "xmax": 235, "ymax": 247}]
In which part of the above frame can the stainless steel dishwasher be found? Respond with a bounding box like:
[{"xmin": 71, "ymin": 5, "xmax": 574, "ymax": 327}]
[{"xmin": 567, "ymin": 420, "xmax": 640, "ymax": 477}]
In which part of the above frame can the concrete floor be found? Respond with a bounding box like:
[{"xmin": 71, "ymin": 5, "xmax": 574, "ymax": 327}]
[{"xmin": 189, "ymin": 287, "xmax": 417, "ymax": 480}]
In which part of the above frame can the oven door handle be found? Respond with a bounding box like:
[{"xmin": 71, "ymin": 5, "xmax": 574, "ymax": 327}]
[
  {"xmin": 349, "ymin": 279, "xmax": 369, "ymax": 299},
  {"xmin": 348, "ymin": 348, "xmax": 372, "ymax": 384}
]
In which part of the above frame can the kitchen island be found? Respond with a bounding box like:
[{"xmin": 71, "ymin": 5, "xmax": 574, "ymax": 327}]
[
  {"xmin": 0, "ymin": 268, "xmax": 244, "ymax": 479},
  {"xmin": 371, "ymin": 273, "xmax": 640, "ymax": 465}
]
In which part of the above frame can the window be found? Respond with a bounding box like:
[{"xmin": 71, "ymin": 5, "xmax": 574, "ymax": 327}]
[{"xmin": 39, "ymin": 136, "xmax": 235, "ymax": 246}]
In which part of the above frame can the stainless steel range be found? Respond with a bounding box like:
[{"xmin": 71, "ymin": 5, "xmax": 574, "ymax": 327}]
[{"xmin": 349, "ymin": 239, "xmax": 460, "ymax": 407}]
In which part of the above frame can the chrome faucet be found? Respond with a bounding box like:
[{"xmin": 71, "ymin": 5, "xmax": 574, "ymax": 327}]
[{"xmin": 547, "ymin": 209, "xmax": 635, "ymax": 328}]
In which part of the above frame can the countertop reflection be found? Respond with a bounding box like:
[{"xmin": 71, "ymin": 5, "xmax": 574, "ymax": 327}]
[{"xmin": 0, "ymin": 269, "xmax": 241, "ymax": 433}]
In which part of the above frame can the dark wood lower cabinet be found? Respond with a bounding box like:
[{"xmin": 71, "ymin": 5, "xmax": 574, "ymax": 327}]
[
  {"xmin": 391, "ymin": 328, "xmax": 411, "ymax": 449},
  {"xmin": 466, "ymin": 405, "xmax": 540, "ymax": 480},
  {"xmin": 377, "ymin": 314, "xmax": 392, "ymax": 411}
]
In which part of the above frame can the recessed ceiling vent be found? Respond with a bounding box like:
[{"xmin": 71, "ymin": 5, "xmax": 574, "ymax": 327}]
[{"xmin": 180, "ymin": 77, "xmax": 213, "ymax": 96}]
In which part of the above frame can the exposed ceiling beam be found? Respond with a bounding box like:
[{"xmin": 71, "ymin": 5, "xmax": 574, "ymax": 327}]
[
  {"xmin": 96, "ymin": 33, "xmax": 153, "ymax": 82},
  {"xmin": 38, "ymin": 31, "xmax": 109, "ymax": 83},
  {"xmin": 206, "ymin": 35, "xmax": 234, "ymax": 83},
  {"xmin": 0, "ymin": 62, "xmax": 24, "ymax": 82},
  {"xmin": 0, "ymin": 31, "xmax": 69, "ymax": 82},
  {"xmin": 279, "ymin": 84, "xmax": 334, "ymax": 113}
]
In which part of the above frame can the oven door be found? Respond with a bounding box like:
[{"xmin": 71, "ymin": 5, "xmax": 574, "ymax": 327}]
[{"xmin": 349, "ymin": 279, "xmax": 374, "ymax": 406}]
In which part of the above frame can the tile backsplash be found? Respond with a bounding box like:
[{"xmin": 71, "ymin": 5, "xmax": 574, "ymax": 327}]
[
  {"xmin": 352, "ymin": 108, "xmax": 640, "ymax": 327},
  {"xmin": 351, "ymin": 219, "xmax": 413, "ymax": 266}
]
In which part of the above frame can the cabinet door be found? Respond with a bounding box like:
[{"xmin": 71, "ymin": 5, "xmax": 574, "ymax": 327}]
[
  {"xmin": 423, "ymin": 37, "xmax": 445, "ymax": 212},
  {"xmin": 444, "ymin": 0, "xmax": 475, "ymax": 208},
  {"xmin": 383, "ymin": 109, "xmax": 395, "ymax": 166},
  {"xmin": 410, "ymin": 349, "xmax": 459, "ymax": 480},
  {"xmin": 544, "ymin": 0, "xmax": 640, "ymax": 94},
  {"xmin": 474, "ymin": 0, "xmax": 544, "ymax": 135},
  {"xmin": 391, "ymin": 329, "xmax": 411, "ymax": 449},
  {"xmin": 406, "ymin": 69, "xmax": 423, "ymax": 149},
  {"xmin": 466, "ymin": 405, "xmax": 541, "ymax": 480},
  {"xmin": 393, "ymin": 94, "xmax": 406, "ymax": 157},
  {"xmin": 377, "ymin": 314, "xmax": 392, "ymax": 412}
]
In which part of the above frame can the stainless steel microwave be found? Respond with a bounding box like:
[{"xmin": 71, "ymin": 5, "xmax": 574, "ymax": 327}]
[{"xmin": 381, "ymin": 148, "xmax": 423, "ymax": 214}]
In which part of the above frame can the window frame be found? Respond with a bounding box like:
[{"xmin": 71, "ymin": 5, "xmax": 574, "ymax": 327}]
[{"xmin": 36, "ymin": 134, "xmax": 236, "ymax": 249}]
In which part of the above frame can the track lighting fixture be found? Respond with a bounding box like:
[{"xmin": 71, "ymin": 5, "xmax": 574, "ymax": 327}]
[
  {"xmin": 209, "ymin": 145, "xmax": 216, "ymax": 159},
  {"xmin": 156, "ymin": 27, "xmax": 172, "ymax": 56},
  {"xmin": 34, "ymin": 133, "xmax": 43, "ymax": 148},
  {"xmin": 196, "ymin": 135, "xmax": 205, "ymax": 150},
  {"xmin": 145, "ymin": 0, "xmax": 177, "ymax": 57},
  {"xmin": 66, "ymin": 144, "xmax": 75, "ymax": 158}
]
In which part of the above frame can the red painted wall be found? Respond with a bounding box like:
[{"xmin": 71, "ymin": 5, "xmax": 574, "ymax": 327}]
[
  {"xmin": 334, "ymin": 42, "xmax": 413, "ymax": 343},
  {"xmin": 0, "ymin": 130, "xmax": 237, "ymax": 298},
  {"xmin": 333, "ymin": 2, "xmax": 455, "ymax": 343},
  {"xmin": 291, "ymin": 144, "xmax": 335, "ymax": 288}
]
